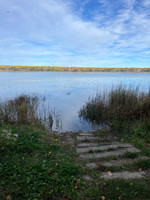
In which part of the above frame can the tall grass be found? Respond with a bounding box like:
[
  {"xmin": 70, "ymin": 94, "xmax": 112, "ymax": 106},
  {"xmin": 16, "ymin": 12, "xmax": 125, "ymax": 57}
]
[
  {"xmin": 79, "ymin": 85, "xmax": 150, "ymax": 124},
  {"xmin": 0, "ymin": 95, "xmax": 60, "ymax": 130}
]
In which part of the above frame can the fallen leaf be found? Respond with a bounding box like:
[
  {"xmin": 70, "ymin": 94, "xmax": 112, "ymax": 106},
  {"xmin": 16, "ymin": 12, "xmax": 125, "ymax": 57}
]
[
  {"xmin": 107, "ymin": 171, "xmax": 112, "ymax": 176},
  {"xmin": 6, "ymin": 195, "xmax": 11, "ymax": 200},
  {"xmin": 101, "ymin": 196, "xmax": 105, "ymax": 200},
  {"xmin": 138, "ymin": 168, "xmax": 142, "ymax": 171},
  {"xmin": 134, "ymin": 192, "xmax": 137, "ymax": 195}
]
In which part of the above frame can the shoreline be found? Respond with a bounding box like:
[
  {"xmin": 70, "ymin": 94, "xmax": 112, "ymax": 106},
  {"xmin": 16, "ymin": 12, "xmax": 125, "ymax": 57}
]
[{"xmin": 0, "ymin": 65, "xmax": 150, "ymax": 73}]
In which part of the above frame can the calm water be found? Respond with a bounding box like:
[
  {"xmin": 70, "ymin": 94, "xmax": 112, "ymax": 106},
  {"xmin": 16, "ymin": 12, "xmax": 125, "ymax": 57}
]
[{"xmin": 0, "ymin": 72, "xmax": 150, "ymax": 132}]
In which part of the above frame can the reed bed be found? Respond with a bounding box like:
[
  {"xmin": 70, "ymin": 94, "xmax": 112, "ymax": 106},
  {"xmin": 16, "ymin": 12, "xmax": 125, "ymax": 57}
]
[
  {"xmin": 0, "ymin": 95, "xmax": 60, "ymax": 130},
  {"xmin": 79, "ymin": 85, "xmax": 150, "ymax": 124}
]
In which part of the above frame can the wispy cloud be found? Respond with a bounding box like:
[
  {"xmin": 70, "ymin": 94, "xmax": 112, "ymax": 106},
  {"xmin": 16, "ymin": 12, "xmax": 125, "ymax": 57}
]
[{"xmin": 0, "ymin": 0, "xmax": 150, "ymax": 67}]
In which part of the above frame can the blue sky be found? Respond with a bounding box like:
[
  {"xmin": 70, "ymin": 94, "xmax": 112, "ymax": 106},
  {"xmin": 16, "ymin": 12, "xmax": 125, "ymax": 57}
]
[{"xmin": 0, "ymin": 0, "xmax": 150, "ymax": 67}]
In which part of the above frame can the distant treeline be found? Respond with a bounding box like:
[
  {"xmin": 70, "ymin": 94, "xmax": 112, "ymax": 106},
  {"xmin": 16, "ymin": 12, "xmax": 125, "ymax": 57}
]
[{"xmin": 0, "ymin": 65, "xmax": 150, "ymax": 72}]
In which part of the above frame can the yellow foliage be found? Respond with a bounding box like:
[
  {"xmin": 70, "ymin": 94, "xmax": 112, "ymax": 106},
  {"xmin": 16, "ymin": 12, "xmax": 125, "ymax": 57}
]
[{"xmin": 0, "ymin": 65, "xmax": 149, "ymax": 72}]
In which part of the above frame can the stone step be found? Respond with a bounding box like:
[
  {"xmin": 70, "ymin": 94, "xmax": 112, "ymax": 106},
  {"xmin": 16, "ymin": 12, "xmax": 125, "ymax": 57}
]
[
  {"xmin": 77, "ymin": 135, "xmax": 99, "ymax": 142},
  {"xmin": 101, "ymin": 156, "xmax": 149, "ymax": 167},
  {"xmin": 77, "ymin": 143, "xmax": 99, "ymax": 148},
  {"xmin": 79, "ymin": 147, "xmax": 141, "ymax": 159},
  {"xmin": 100, "ymin": 171, "xmax": 146, "ymax": 179},
  {"xmin": 86, "ymin": 156, "xmax": 149, "ymax": 169},
  {"xmin": 79, "ymin": 133, "xmax": 95, "ymax": 136},
  {"xmin": 77, "ymin": 141, "xmax": 120, "ymax": 148},
  {"xmin": 76, "ymin": 143, "xmax": 132, "ymax": 153},
  {"xmin": 86, "ymin": 163, "xmax": 98, "ymax": 169},
  {"xmin": 77, "ymin": 135, "xmax": 113, "ymax": 143}
]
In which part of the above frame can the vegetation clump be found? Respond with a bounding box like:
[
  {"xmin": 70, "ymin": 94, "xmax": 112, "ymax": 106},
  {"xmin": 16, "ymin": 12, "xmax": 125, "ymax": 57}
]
[
  {"xmin": 79, "ymin": 85, "xmax": 150, "ymax": 123},
  {"xmin": 0, "ymin": 95, "xmax": 55, "ymax": 130}
]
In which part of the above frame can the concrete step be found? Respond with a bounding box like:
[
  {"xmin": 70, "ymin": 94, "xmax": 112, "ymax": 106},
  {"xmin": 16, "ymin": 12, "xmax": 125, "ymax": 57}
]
[
  {"xmin": 77, "ymin": 135, "xmax": 99, "ymax": 142},
  {"xmin": 86, "ymin": 157, "xmax": 149, "ymax": 169},
  {"xmin": 100, "ymin": 171, "xmax": 146, "ymax": 179},
  {"xmin": 101, "ymin": 156, "xmax": 149, "ymax": 167},
  {"xmin": 79, "ymin": 133, "xmax": 95, "ymax": 136},
  {"xmin": 77, "ymin": 142, "xmax": 99, "ymax": 148},
  {"xmin": 79, "ymin": 147, "xmax": 141, "ymax": 159},
  {"xmin": 76, "ymin": 143, "xmax": 132, "ymax": 153}
]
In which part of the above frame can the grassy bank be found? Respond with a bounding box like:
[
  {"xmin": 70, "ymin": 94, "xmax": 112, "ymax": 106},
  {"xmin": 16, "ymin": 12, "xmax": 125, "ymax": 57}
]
[
  {"xmin": 1, "ymin": 124, "xmax": 150, "ymax": 200},
  {"xmin": 0, "ymin": 124, "xmax": 83, "ymax": 200}
]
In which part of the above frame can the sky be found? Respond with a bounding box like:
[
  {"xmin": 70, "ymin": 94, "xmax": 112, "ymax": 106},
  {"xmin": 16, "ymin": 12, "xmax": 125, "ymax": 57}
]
[{"xmin": 0, "ymin": 0, "xmax": 150, "ymax": 67}]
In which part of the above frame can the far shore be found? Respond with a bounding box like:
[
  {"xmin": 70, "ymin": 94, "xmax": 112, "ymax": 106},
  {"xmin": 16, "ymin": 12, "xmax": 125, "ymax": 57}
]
[{"xmin": 0, "ymin": 65, "xmax": 150, "ymax": 73}]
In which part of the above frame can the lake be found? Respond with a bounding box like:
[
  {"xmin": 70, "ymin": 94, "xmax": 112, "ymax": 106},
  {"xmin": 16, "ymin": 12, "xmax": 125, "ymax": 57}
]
[{"xmin": 0, "ymin": 72, "xmax": 150, "ymax": 132}]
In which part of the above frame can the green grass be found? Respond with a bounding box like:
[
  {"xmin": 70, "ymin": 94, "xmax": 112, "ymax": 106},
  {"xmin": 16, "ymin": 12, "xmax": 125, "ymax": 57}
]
[
  {"xmin": 80, "ymin": 179, "xmax": 150, "ymax": 200},
  {"xmin": 110, "ymin": 121, "xmax": 150, "ymax": 157},
  {"xmin": 0, "ymin": 124, "xmax": 82, "ymax": 200},
  {"xmin": 122, "ymin": 152, "xmax": 141, "ymax": 159},
  {"xmin": 0, "ymin": 123, "xmax": 150, "ymax": 200}
]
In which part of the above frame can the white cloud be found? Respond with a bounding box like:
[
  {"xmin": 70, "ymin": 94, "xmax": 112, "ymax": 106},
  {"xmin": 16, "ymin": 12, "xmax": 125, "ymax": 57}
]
[{"xmin": 0, "ymin": 0, "xmax": 150, "ymax": 67}]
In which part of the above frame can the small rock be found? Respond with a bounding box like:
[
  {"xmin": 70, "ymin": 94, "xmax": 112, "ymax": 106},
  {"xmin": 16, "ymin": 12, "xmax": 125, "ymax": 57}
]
[{"xmin": 83, "ymin": 175, "xmax": 93, "ymax": 181}]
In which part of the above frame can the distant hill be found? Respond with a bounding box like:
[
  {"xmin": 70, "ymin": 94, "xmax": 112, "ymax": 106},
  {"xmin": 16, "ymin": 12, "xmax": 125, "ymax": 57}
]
[{"xmin": 0, "ymin": 65, "xmax": 150, "ymax": 72}]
